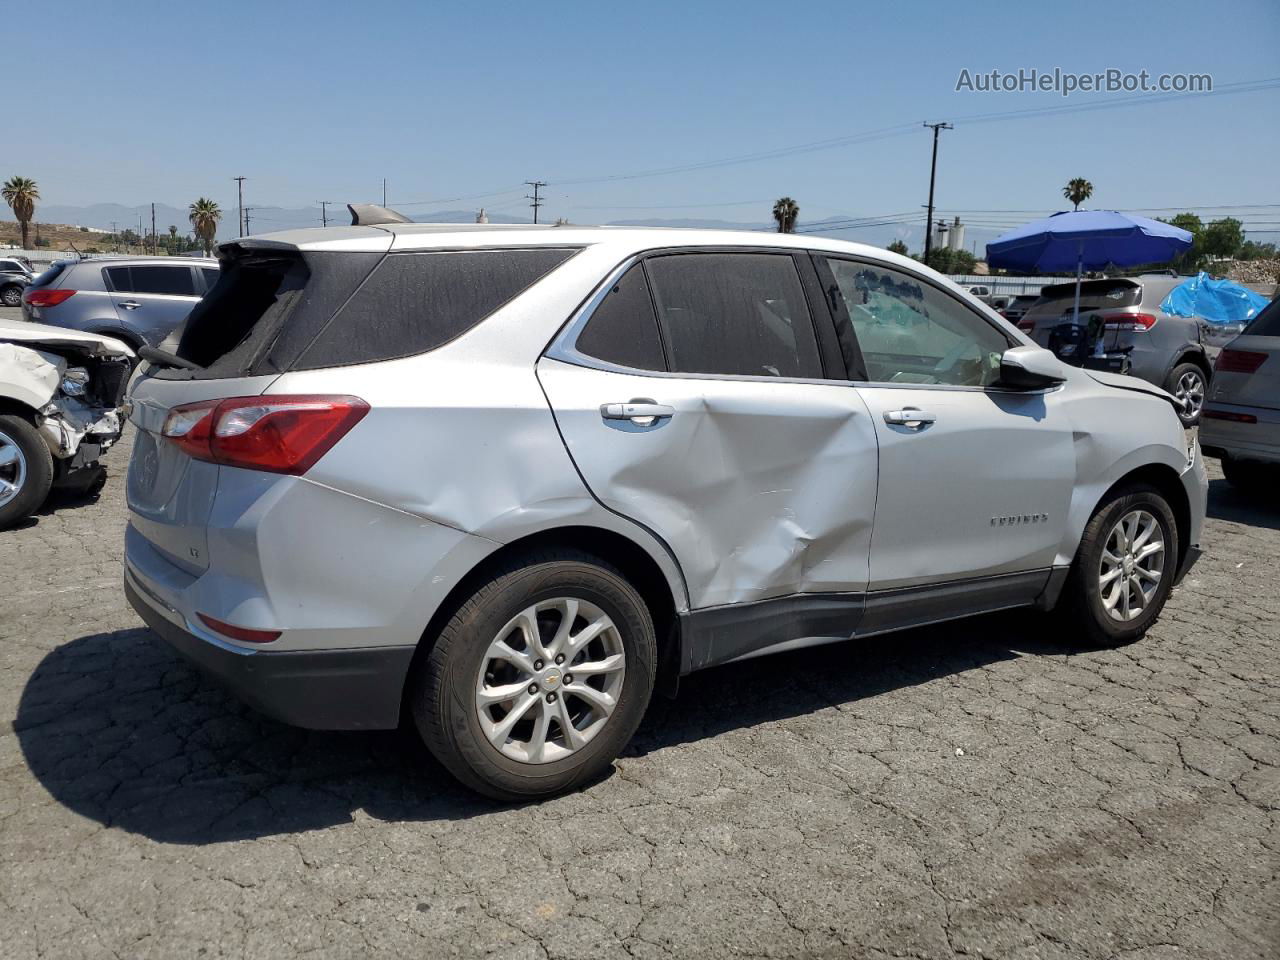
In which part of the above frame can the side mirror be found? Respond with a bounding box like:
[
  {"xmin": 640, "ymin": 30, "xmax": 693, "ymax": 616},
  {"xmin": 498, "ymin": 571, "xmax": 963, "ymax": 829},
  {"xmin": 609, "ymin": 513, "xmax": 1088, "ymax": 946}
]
[{"xmin": 999, "ymin": 345, "xmax": 1067, "ymax": 390}]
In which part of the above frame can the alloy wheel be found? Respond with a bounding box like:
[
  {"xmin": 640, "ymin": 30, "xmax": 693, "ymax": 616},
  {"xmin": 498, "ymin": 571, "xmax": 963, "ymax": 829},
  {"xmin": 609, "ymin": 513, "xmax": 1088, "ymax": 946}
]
[
  {"xmin": 0, "ymin": 429, "xmax": 28, "ymax": 508},
  {"xmin": 475, "ymin": 597, "xmax": 626, "ymax": 764},
  {"xmin": 1, "ymin": 287, "xmax": 20, "ymax": 307},
  {"xmin": 1175, "ymin": 369, "xmax": 1205, "ymax": 420},
  {"xmin": 1098, "ymin": 509, "xmax": 1165, "ymax": 622}
]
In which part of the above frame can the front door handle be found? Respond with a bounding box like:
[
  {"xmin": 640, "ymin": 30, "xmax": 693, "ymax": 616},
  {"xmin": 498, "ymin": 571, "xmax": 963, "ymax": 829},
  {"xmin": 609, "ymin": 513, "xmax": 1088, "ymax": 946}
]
[
  {"xmin": 600, "ymin": 400, "xmax": 675, "ymax": 426},
  {"xmin": 883, "ymin": 408, "xmax": 937, "ymax": 429},
  {"xmin": 119, "ymin": 300, "xmax": 141, "ymax": 310}
]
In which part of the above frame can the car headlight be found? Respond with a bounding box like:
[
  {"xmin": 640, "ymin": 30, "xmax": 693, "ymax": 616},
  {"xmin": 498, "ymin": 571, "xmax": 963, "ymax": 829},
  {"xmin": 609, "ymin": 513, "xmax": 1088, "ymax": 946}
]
[{"xmin": 60, "ymin": 368, "xmax": 90, "ymax": 397}]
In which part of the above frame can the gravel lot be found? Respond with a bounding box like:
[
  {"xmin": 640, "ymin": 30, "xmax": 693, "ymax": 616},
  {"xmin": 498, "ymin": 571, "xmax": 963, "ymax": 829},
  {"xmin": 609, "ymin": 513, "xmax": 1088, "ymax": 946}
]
[{"xmin": 1, "ymin": 409, "xmax": 1277, "ymax": 957}]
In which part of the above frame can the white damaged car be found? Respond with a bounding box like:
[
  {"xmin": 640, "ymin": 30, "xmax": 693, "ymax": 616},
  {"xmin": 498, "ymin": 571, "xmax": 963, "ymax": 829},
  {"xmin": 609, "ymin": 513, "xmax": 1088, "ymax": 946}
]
[{"xmin": 0, "ymin": 318, "xmax": 132, "ymax": 528}]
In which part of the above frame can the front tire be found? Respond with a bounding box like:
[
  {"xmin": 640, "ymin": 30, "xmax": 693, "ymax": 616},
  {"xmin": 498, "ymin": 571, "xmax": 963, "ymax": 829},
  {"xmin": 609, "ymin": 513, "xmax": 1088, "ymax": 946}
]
[
  {"xmin": 1059, "ymin": 484, "xmax": 1179, "ymax": 648},
  {"xmin": 0, "ymin": 414, "xmax": 54, "ymax": 530},
  {"xmin": 412, "ymin": 550, "xmax": 657, "ymax": 801},
  {"xmin": 1166, "ymin": 362, "xmax": 1207, "ymax": 426}
]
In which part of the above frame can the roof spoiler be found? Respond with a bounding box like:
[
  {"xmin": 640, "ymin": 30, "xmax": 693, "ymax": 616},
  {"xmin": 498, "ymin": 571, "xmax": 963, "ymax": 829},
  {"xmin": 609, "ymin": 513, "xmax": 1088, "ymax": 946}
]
[{"xmin": 348, "ymin": 203, "xmax": 414, "ymax": 227}]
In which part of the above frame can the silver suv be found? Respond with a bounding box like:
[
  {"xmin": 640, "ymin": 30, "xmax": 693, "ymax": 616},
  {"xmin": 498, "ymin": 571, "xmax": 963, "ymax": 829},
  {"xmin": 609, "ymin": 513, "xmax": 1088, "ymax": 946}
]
[
  {"xmin": 21, "ymin": 256, "xmax": 218, "ymax": 350},
  {"xmin": 124, "ymin": 223, "xmax": 1207, "ymax": 800},
  {"xmin": 1023, "ymin": 274, "xmax": 1242, "ymax": 426}
]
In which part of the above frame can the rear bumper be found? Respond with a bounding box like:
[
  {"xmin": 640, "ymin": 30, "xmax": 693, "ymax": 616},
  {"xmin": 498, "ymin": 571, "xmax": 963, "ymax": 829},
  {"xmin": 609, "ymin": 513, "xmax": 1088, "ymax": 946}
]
[{"xmin": 126, "ymin": 577, "xmax": 415, "ymax": 730}]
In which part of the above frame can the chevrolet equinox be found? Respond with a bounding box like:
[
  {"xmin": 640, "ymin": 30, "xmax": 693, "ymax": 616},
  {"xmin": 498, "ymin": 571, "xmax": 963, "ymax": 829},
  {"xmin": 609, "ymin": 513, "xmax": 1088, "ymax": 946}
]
[{"xmin": 124, "ymin": 213, "xmax": 1208, "ymax": 799}]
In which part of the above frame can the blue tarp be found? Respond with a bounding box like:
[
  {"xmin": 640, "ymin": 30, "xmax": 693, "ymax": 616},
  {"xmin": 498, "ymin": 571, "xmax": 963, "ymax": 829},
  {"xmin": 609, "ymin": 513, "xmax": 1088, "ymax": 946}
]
[{"xmin": 1159, "ymin": 271, "xmax": 1270, "ymax": 325}]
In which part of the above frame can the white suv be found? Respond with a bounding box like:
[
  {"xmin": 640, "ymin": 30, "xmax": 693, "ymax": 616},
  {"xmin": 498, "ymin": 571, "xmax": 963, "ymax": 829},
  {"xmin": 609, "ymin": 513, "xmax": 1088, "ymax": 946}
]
[{"xmin": 124, "ymin": 218, "xmax": 1207, "ymax": 799}]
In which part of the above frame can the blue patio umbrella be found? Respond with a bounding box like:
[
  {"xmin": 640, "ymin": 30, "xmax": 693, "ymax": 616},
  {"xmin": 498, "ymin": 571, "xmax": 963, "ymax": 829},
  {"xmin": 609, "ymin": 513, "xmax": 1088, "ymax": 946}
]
[{"xmin": 986, "ymin": 210, "xmax": 1194, "ymax": 324}]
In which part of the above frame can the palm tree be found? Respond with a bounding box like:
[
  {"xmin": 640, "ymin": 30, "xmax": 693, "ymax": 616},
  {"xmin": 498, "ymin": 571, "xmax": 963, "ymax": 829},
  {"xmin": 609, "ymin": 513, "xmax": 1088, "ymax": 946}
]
[
  {"xmin": 1062, "ymin": 178, "xmax": 1093, "ymax": 212},
  {"xmin": 188, "ymin": 198, "xmax": 222, "ymax": 256},
  {"xmin": 772, "ymin": 197, "xmax": 799, "ymax": 234},
  {"xmin": 2, "ymin": 176, "xmax": 40, "ymax": 250}
]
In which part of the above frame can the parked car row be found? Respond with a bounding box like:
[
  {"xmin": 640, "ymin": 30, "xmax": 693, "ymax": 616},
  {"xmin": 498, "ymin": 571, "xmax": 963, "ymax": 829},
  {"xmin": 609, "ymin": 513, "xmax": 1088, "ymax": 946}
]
[{"xmin": 0, "ymin": 256, "xmax": 34, "ymax": 307}]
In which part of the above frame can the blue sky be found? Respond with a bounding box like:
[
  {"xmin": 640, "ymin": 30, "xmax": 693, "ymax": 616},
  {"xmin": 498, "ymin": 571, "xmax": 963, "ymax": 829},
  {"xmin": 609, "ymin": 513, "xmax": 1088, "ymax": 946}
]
[{"xmin": 6, "ymin": 0, "xmax": 1279, "ymax": 241}]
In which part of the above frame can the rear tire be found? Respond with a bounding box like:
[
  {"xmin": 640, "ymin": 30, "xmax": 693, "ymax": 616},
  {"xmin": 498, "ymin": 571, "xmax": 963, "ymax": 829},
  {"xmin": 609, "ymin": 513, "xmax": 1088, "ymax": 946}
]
[
  {"xmin": 0, "ymin": 284, "xmax": 22, "ymax": 307},
  {"xmin": 0, "ymin": 414, "xmax": 54, "ymax": 530},
  {"xmin": 411, "ymin": 550, "xmax": 657, "ymax": 801},
  {"xmin": 1221, "ymin": 457, "xmax": 1274, "ymax": 494},
  {"xmin": 1058, "ymin": 484, "xmax": 1179, "ymax": 648},
  {"xmin": 1166, "ymin": 362, "xmax": 1207, "ymax": 426}
]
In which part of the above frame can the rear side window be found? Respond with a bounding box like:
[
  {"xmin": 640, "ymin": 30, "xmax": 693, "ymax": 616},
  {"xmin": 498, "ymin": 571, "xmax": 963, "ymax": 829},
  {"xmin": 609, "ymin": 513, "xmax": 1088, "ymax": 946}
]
[
  {"xmin": 293, "ymin": 248, "xmax": 577, "ymax": 370},
  {"xmin": 575, "ymin": 263, "xmax": 666, "ymax": 371},
  {"xmin": 200, "ymin": 268, "xmax": 219, "ymax": 292},
  {"xmin": 106, "ymin": 265, "xmax": 196, "ymax": 296},
  {"xmin": 644, "ymin": 253, "xmax": 822, "ymax": 378},
  {"xmin": 29, "ymin": 263, "xmax": 67, "ymax": 289},
  {"xmin": 1246, "ymin": 298, "xmax": 1280, "ymax": 336}
]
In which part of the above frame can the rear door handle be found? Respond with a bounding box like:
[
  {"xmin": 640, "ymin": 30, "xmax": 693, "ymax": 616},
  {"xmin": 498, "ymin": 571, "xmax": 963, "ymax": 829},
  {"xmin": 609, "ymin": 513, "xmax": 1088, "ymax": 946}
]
[
  {"xmin": 600, "ymin": 400, "xmax": 675, "ymax": 426},
  {"xmin": 119, "ymin": 300, "xmax": 141, "ymax": 310},
  {"xmin": 883, "ymin": 408, "xmax": 937, "ymax": 428}
]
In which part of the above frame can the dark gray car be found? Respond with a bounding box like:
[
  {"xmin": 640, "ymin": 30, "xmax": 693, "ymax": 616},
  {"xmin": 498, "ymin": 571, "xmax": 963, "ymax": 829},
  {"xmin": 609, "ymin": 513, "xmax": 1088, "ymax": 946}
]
[
  {"xmin": 1024, "ymin": 274, "xmax": 1242, "ymax": 425},
  {"xmin": 20, "ymin": 256, "xmax": 219, "ymax": 350},
  {"xmin": 0, "ymin": 256, "xmax": 33, "ymax": 307}
]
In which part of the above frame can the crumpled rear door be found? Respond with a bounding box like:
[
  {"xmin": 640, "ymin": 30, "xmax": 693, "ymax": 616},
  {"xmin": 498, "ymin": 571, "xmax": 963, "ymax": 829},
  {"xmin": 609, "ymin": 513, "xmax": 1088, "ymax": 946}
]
[{"xmin": 537, "ymin": 357, "xmax": 879, "ymax": 610}]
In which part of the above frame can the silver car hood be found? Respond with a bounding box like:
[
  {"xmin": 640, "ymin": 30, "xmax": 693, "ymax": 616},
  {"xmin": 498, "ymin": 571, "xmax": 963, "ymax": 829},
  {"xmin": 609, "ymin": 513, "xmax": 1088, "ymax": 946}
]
[
  {"xmin": 1086, "ymin": 369, "xmax": 1185, "ymax": 413},
  {"xmin": 0, "ymin": 317, "xmax": 134, "ymax": 359}
]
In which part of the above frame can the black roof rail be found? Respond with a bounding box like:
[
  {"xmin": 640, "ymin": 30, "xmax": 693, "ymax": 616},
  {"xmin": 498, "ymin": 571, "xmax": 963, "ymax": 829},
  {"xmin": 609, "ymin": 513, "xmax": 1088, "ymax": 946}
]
[{"xmin": 348, "ymin": 203, "xmax": 414, "ymax": 227}]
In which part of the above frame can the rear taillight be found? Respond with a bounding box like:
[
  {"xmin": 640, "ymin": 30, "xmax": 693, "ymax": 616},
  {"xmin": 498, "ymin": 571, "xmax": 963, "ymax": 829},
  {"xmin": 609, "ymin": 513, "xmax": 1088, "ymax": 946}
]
[
  {"xmin": 23, "ymin": 288, "xmax": 76, "ymax": 307},
  {"xmin": 1202, "ymin": 409, "xmax": 1258, "ymax": 424},
  {"xmin": 1099, "ymin": 312, "xmax": 1158, "ymax": 331},
  {"xmin": 1215, "ymin": 349, "xmax": 1268, "ymax": 374},
  {"xmin": 197, "ymin": 613, "xmax": 281, "ymax": 644},
  {"xmin": 1016, "ymin": 318, "xmax": 1035, "ymax": 332},
  {"xmin": 161, "ymin": 394, "xmax": 369, "ymax": 474}
]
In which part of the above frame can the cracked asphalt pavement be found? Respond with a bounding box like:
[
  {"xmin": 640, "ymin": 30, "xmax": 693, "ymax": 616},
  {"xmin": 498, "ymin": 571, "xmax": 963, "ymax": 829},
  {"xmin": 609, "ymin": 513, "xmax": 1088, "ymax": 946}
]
[{"xmin": 1, "ymin": 427, "xmax": 1277, "ymax": 959}]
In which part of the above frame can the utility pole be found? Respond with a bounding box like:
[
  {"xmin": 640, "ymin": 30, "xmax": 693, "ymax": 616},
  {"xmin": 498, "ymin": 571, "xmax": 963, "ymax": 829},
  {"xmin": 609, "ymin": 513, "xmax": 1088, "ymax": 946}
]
[
  {"xmin": 318, "ymin": 200, "xmax": 334, "ymax": 227},
  {"xmin": 110, "ymin": 221, "xmax": 118, "ymax": 252},
  {"xmin": 921, "ymin": 122, "xmax": 952, "ymax": 266},
  {"xmin": 525, "ymin": 180, "xmax": 547, "ymax": 224},
  {"xmin": 151, "ymin": 203, "xmax": 156, "ymax": 255},
  {"xmin": 242, "ymin": 207, "xmax": 255, "ymax": 235},
  {"xmin": 233, "ymin": 176, "xmax": 246, "ymax": 238},
  {"xmin": 382, "ymin": 178, "xmax": 387, "ymax": 206}
]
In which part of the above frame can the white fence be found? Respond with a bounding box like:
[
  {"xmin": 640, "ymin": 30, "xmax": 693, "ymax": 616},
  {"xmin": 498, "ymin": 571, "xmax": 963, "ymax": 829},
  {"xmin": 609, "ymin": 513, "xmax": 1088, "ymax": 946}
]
[{"xmin": 946, "ymin": 274, "xmax": 1063, "ymax": 296}]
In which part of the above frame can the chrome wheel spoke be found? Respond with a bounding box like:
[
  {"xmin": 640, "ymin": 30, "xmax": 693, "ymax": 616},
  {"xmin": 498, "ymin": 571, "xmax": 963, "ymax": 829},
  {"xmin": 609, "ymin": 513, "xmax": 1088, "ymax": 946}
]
[
  {"xmin": 555, "ymin": 695, "xmax": 585, "ymax": 751},
  {"xmin": 525, "ymin": 701, "xmax": 552, "ymax": 763},
  {"xmin": 565, "ymin": 681, "xmax": 616, "ymax": 715},
  {"xmin": 476, "ymin": 680, "xmax": 532, "ymax": 706},
  {"xmin": 484, "ymin": 691, "xmax": 539, "ymax": 747},
  {"xmin": 0, "ymin": 444, "xmax": 18, "ymax": 468},
  {"xmin": 1134, "ymin": 541, "xmax": 1163, "ymax": 563},
  {"xmin": 567, "ymin": 653, "xmax": 624, "ymax": 677},
  {"xmin": 563, "ymin": 615, "xmax": 612, "ymax": 663},
  {"xmin": 546, "ymin": 597, "xmax": 580, "ymax": 656},
  {"xmin": 487, "ymin": 638, "xmax": 535, "ymax": 675}
]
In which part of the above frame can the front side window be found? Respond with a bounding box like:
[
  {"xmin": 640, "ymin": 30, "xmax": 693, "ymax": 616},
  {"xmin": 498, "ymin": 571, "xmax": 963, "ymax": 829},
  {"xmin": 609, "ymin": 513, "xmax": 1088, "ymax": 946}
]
[
  {"xmin": 644, "ymin": 253, "xmax": 822, "ymax": 378},
  {"xmin": 819, "ymin": 257, "xmax": 1009, "ymax": 387}
]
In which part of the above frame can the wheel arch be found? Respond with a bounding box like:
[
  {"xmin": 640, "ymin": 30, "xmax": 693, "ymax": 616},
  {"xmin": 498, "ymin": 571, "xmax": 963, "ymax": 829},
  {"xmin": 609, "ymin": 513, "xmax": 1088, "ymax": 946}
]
[
  {"xmin": 1093, "ymin": 462, "xmax": 1192, "ymax": 574},
  {"xmin": 400, "ymin": 524, "xmax": 685, "ymax": 719}
]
